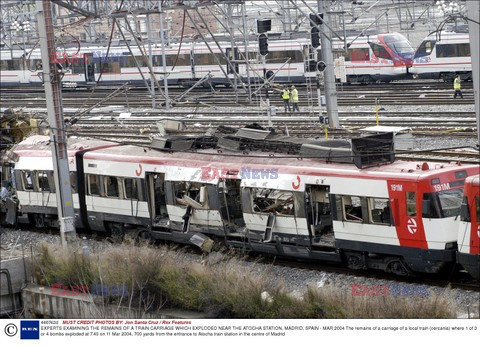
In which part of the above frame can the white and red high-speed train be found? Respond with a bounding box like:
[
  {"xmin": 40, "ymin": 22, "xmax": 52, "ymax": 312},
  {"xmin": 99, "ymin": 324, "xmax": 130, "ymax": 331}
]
[
  {"xmin": 458, "ymin": 175, "xmax": 480, "ymax": 279},
  {"xmin": 410, "ymin": 28, "xmax": 472, "ymax": 82},
  {"xmin": 8, "ymin": 134, "xmax": 479, "ymax": 277}
]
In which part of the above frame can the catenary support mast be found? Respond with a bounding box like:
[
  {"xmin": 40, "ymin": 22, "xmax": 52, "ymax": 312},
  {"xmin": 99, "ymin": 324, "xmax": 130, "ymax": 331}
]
[
  {"xmin": 318, "ymin": 0, "xmax": 339, "ymax": 128},
  {"xmin": 466, "ymin": 1, "xmax": 480, "ymax": 144},
  {"xmin": 36, "ymin": 0, "xmax": 76, "ymax": 245}
]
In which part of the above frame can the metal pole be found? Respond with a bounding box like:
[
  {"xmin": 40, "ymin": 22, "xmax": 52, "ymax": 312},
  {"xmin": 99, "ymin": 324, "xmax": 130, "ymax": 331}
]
[
  {"xmin": 318, "ymin": 0, "xmax": 339, "ymax": 128},
  {"xmin": 158, "ymin": 0, "xmax": 170, "ymax": 110},
  {"xmin": 36, "ymin": 0, "xmax": 76, "ymax": 245},
  {"xmin": 146, "ymin": 13, "xmax": 155, "ymax": 109},
  {"xmin": 316, "ymin": 71, "xmax": 323, "ymax": 119},
  {"xmin": 226, "ymin": 4, "xmax": 238, "ymax": 97},
  {"xmin": 241, "ymin": 2, "xmax": 252, "ymax": 103},
  {"xmin": 466, "ymin": 1, "xmax": 480, "ymax": 144},
  {"xmin": 262, "ymin": 55, "xmax": 272, "ymax": 128}
]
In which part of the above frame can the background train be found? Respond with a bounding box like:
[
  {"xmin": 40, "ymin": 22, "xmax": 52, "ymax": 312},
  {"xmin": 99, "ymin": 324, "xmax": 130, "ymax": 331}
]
[
  {"xmin": 410, "ymin": 27, "xmax": 472, "ymax": 82},
  {"xmin": 0, "ymin": 32, "xmax": 414, "ymax": 87},
  {"xmin": 458, "ymin": 175, "xmax": 479, "ymax": 279},
  {"xmin": 5, "ymin": 133, "xmax": 479, "ymax": 279}
]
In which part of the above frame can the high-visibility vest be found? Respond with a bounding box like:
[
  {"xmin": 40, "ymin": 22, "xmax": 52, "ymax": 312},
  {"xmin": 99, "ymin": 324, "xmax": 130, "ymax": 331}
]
[
  {"xmin": 291, "ymin": 88, "xmax": 299, "ymax": 102},
  {"xmin": 454, "ymin": 77, "xmax": 461, "ymax": 90},
  {"xmin": 282, "ymin": 89, "xmax": 290, "ymax": 100}
]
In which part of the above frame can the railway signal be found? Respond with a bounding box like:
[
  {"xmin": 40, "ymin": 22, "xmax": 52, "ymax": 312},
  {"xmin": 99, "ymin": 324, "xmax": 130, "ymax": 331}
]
[
  {"xmin": 317, "ymin": 61, "xmax": 326, "ymax": 72},
  {"xmin": 311, "ymin": 27, "xmax": 320, "ymax": 48},
  {"xmin": 259, "ymin": 34, "xmax": 269, "ymax": 56}
]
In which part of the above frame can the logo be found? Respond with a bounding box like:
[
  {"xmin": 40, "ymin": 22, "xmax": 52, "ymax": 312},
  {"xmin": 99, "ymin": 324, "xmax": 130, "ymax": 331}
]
[
  {"xmin": 200, "ymin": 166, "xmax": 278, "ymax": 180},
  {"xmin": 351, "ymin": 284, "xmax": 429, "ymax": 297},
  {"xmin": 20, "ymin": 320, "xmax": 40, "ymax": 340},
  {"xmin": 407, "ymin": 218, "xmax": 417, "ymax": 234},
  {"xmin": 4, "ymin": 323, "xmax": 18, "ymax": 337}
]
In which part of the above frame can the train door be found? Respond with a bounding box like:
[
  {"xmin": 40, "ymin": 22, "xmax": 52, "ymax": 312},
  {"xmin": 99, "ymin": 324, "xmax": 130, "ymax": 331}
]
[
  {"xmin": 305, "ymin": 185, "xmax": 334, "ymax": 247},
  {"xmin": 218, "ymin": 178, "xmax": 245, "ymax": 232},
  {"xmin": 83, "ymin": 53, "xmax": 96, "ymax": 83},
  {"xmin": 226, "ymin": 47, "xmax": 239, "ymax": 74},
  {"xmin": 387, "ymin": 180, "xmax": 427, "ymax": 249},
  {"xmin": 146, "ymin": 172, "xmax": 169, "ymax": 224}
]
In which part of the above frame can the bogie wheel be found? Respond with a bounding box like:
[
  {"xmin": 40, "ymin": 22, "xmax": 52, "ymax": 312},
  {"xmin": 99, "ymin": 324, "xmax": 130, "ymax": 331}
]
[{"xmin": 108, "ymin": 222, "xmax": 125, "ymax": 243}]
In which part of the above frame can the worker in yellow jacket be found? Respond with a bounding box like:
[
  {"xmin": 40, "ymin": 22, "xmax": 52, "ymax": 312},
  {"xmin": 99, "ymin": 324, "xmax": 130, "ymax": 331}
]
[
  {"xmin": 291, "ymin": 85, "xmax": 300, "ymax": 112},
  {"xmin": 453, "ymin": 75, "xmax": 463, "ymax": 99},
  {"xmin": 282, "ymin": 87, "xmax": 291, "ymax": 112}
]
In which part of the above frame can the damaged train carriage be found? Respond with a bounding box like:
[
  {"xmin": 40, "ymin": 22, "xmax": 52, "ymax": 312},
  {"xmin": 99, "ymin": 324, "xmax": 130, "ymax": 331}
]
[{"xmin": 8, "ymin": 135, "xmax": 480, "ymax": 277}]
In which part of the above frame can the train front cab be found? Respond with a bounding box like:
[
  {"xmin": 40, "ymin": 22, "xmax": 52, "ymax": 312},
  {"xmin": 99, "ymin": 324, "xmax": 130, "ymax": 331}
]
[
  {"xmin": 386, "ymin": 167, "xmax": 478, "ymax": 274},
  {"xmin": 457, "ymin": 175, "xmax": 480, "ymax": 280}
]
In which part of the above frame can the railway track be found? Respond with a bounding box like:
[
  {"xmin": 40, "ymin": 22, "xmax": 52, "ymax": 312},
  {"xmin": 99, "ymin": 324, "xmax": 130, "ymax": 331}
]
[
  {"xmin": 66, "ymin": 110, "xmax": 477, "ymax": 132},
  {"xmin": 0, "ymin": 80, "xmax": 475, "ymax": 109},
  {"xmin": 1, "ymin": 92, "xmax": 474, "ymax": 108},
  {"xmin": 0, "ymin": 80, "xmax": 473, "ymax": 93}
]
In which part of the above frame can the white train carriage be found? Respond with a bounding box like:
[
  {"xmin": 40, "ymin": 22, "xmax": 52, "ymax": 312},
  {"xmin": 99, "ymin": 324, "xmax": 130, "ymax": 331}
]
[
  {"xmin": 0, "ymin": 32, "xmax": 413, "ymax": 87},
  {"xmin": 11, "ymin": 132, "xmax": 479, "ymax": 276},
  {"xmin": 410, "ymin": 29, "xmax": 472, "ymax": 82},
  {"xmin": 11, "ymin": 135, "xmax": 116, "ymax": 228}
]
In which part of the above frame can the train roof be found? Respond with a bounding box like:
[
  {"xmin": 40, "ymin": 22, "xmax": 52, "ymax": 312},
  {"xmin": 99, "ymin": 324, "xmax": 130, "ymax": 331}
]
[
  {"xmin": 81, "ymin": 142, "xmax": 474, "ymax": 182},
  {"xmin": 13, "ymin": 135, "xmax": 477, "ymax": 182},
  {"xmin": 422, "ymin": 30, "xmax": 469, "ymax": 41},
  {"xmin": 11, "ymin": 135, "xmax": 116, "ymax": 157}
]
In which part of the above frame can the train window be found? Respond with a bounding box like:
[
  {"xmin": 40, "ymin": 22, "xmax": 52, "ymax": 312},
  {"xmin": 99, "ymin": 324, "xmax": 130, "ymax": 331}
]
[
  {"xmin": 436, "ymin": 189, "xmax": 463, "ymax": 218},
  {"xmin": 417, "ymin": 40, "xmax": 435, "ymax": 58},
  {"xmin": 124, "ymin": 178, "xmax": 138, "ymax": 200},
  {"xmin": 173, "ymin": 181, "xmax": 209, "ymax": 209},
  {"xmin": 194, "ymin": 53, "xmax": 226, "ymax": 65},
  {"xmin": 368, "ymin": 197, "xmax": 391, "ymax": 225},
  {"xmin": 70, "ymin": 172, "xmax": 77, "ymax": 193},
  {"xmin": 123, "ymin": 55, "xmax": 146, "ymax": 68},
  {"xmin": 346, "ymin": 48, "xmax": 369, "ymax": 61},
  {"xmin": 406, "ymin": 192, "xmax": 416, "ymax": 216},
  {"xmin": 100, "ymin": 62, "xmax": 114, "ymax": 73},
  {"xmin": 251, "ymin": 188, "xmax": 294, "ymax": 216},
  {"xmin": 383, "ymin": 34, "xmax": 414, "ymax": 55},
  {"xmin": 247, "ymin": 52, "xmax": 259, "ymax": 61},
  {"xmin": 88, "ymin": 174, "xmax": 101, "ymax": 196},
  {"xmin": 476, "ymin": 196, "xmax": 480, "ymax": 223},
  {"xmin": 29, "ymin": 59, "xmax": 42, "ymax": 71},
  {"xmin": 422, "ymin": 193, "xmax": 442, "ymax": 218},
  {"xmin": 455, "ymin": 170, "xmax": 467, "ymax": 179},
  {"xmin": 435, "ymin": 44, "xmax": 468, "ymax": 58},
  {"xmin": 22, "ymin": 171, "xmax": 34, "ymax": 191},
  {"xmin": 164, "ymin": 54, "xmax": 190, "ymax": 67},
  {"xmin": 460, "ymin": 196, "xmax": 470, "ymax": 222},
  {"xmin": 0, "ymin": 60, "xmax": 9, "ymax": 71},
  {"xmin": 105, "ymin": 176, "xmax": 119, "ymax": 198},
  {"xmin": 369, "ymin": 43, "xmax": 391, "ymax": 61},
  {"xmin": 342, "ymin": 196, "xmax": 363, "ymax": 222},
  {"xmin": 71, "ymin": 60, "xmax": 85, "ymax": 74},
  {"xmin": 37, "ymin": 172, "xmax": 50, "ymax": 192},
  {"xmin": 456, "ymin": 43, "xmax": 470, "ymax": 57},
  {"xmin": 3, "ymin": 59, "xmax": 23, "ymax": 70},
  {"xmin": 267, "ymin": 50, "xmax": 303, "ymax": 64}
]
